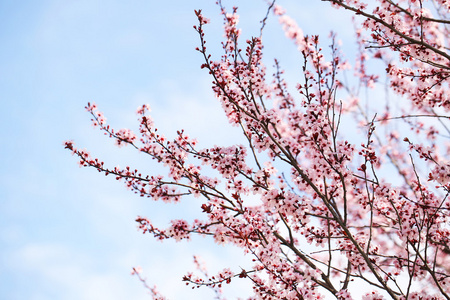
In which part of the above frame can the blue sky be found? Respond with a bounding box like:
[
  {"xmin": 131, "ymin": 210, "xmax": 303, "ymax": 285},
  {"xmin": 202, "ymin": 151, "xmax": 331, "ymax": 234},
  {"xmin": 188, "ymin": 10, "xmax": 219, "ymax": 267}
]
[{"xmin": 0, "ymin": 1, "xmax": 358, "ymax": 299}]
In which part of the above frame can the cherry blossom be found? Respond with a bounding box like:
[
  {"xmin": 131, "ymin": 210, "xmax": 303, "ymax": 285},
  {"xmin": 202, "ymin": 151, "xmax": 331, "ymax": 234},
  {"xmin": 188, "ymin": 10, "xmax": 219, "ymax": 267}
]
[{"xmin": 66, "ymin": 1, "xmax": 450, "ymax": 299}]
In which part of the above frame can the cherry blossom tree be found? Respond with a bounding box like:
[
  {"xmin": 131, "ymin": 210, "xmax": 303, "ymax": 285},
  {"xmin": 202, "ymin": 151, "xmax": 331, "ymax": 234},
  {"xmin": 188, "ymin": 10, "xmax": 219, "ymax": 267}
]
[{"xmin": 65, "ymin": 0, "xmax": 450, "ymax": 299}]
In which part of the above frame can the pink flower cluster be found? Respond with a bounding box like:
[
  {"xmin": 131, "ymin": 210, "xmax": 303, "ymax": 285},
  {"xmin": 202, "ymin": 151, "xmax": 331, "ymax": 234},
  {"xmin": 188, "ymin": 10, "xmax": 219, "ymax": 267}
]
[{"xmin": 66, "ymin": 1, "xmax": 450, "ymax": 299}]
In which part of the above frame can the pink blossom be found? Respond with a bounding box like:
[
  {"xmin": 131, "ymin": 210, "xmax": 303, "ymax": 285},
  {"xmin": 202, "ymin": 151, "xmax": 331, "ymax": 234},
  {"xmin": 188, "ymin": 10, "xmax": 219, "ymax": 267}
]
[{"xmin": 66, "ymin": 1, "xmax": 450, "ymax": 298}]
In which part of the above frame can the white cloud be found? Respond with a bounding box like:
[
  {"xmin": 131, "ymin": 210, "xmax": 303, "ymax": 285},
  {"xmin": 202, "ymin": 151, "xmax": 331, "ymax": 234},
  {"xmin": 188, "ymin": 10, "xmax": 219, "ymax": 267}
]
[{"xmin": 8, "ymin": 243, "xmax": 148, "ymax": 300}]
